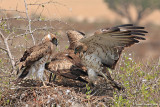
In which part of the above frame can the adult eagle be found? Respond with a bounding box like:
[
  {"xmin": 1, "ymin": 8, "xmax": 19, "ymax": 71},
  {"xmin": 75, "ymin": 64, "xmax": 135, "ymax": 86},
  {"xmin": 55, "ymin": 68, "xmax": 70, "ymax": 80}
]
[
  {"xmin": 16, "ymin": 33, "xmax": 58, "ymax": 87},
  {"xmin": 74, "ymin": 24, "xmax": 148, "ymax": 90},
  {"xmin": 45, "ymin": 31, "xmax": 88, "ymax": 84}
]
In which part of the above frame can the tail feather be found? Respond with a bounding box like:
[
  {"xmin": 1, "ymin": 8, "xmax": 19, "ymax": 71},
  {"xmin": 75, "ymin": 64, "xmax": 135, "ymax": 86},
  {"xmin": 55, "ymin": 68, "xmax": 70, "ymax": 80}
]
[{"xmin": 15, "ymin": 67, "xmax": 29, "ymax": 83}]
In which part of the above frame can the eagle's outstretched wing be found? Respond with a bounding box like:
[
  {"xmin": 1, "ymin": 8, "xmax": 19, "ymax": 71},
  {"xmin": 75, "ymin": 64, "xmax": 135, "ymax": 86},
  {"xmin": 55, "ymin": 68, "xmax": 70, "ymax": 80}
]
[{"xmin": 79, "ymin": 24, "xmax": 148, "ymax": 69}]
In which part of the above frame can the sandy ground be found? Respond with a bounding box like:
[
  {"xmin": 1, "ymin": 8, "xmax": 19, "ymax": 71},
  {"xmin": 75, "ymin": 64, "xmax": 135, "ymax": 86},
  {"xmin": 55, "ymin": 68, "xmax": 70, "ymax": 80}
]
[{"xmin": 0, "ymin": 0, "xmax": 160, "ymax": 24}]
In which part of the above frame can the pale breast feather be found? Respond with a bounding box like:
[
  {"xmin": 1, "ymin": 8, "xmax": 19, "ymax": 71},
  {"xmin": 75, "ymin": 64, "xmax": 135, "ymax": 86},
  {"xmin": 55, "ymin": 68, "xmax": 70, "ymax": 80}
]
[
  {"xmin": 85, "ymin": 43, "xmax": 120, "ymax": 68},
  {"xmin": 82, "ymin": 53, "xmax": 102, "ymax": 71}
]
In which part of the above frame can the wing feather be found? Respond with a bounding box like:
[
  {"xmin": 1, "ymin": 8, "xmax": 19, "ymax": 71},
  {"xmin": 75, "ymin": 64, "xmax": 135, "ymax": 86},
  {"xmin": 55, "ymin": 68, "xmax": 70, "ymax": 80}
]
[
  {"xmin": 45, "ymin": 49, "xmax": 88, "ymax": 82},
  {"xmin": 80, "ymin": 24, "xmax": 147, "ymax": 68},
  {"xmin": 19, "ymin": 42, "xmax": 53, "ymax": 70},
  {"xmin": 45, "ymin": 59, "xmax": 87, "ymax": 80}
]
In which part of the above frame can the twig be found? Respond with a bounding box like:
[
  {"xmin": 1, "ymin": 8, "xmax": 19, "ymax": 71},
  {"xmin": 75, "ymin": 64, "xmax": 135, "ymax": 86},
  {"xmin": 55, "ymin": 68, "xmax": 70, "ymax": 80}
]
[
  {"xmin": 24, "ymin": 0, "xmax": 36, "ymax": 45},
  {"xmin": 8, "ymin": 26, "xmax": 54, "ymax": 40},
  {"xmin": 0, "ymin": 9, "xmax": 25, "ymax": 14},
  {"xmin": 0, "ymin": 17, "xmax": 27, "ymax": 21},
  {"xmin": 0, "ymin": 31, "xmax": 16, "ymax": 73},
  {"xmin": 0, "ymin": 47, "xmax": 7, "ymax": 52},
  {"xmin": 27, "ymin": 1, "xmax": 65, "ymax": 7}
]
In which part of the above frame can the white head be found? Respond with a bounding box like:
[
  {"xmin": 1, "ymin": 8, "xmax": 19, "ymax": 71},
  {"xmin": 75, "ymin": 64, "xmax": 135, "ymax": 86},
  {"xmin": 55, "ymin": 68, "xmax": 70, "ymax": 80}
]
[{"xmin": 42, "ymin": 33, "xmax": 58, "ymax": 46}]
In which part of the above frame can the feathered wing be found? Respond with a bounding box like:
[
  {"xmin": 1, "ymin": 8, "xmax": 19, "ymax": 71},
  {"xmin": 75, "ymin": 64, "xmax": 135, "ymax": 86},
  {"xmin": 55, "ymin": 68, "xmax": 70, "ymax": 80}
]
[
  {"xmin": 67, "ymin": 30, "xmax": 85, "ymax": 50},
  {"xmin": 19, "ymin": 42, "xmax": 53, "ymax": 69},
  {"xmin": 17, "ymin": 45, "xmax": 36, "ymax": 74},
  {"xmin": 47, "ymin": 31, "xmax": 86, "ymax": 83},
  {"xmin": 80, "ymin": 24, "xmax": 148, "ymax": 68},
  {"xmin": 45, "ymin": 50, "xmax": 88, "ymax": 83},
  {"xmin": 16, "ymin": 42, "xmax": 54, "ymax": 82}
]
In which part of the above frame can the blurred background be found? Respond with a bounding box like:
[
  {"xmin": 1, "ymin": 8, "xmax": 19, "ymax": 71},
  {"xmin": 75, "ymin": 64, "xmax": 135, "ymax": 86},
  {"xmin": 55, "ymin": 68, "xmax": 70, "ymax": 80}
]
[{"xmin": 0, "ymin": 0, "xmax": 160, "ymax": 72}]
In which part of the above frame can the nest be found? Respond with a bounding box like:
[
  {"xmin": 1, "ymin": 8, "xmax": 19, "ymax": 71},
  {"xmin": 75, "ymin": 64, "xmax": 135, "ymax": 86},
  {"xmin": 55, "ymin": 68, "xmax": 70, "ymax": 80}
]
[{"xmin": 1, "ymin": 77, "xmax": 115, "ymax": 107}]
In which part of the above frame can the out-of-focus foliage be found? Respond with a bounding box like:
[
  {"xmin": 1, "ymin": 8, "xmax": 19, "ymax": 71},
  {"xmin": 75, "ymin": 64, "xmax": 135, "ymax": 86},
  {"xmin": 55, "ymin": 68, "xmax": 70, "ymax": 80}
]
[{"xmin": 104, "ymin": 0, "xmax": 160, "ymax": 24}]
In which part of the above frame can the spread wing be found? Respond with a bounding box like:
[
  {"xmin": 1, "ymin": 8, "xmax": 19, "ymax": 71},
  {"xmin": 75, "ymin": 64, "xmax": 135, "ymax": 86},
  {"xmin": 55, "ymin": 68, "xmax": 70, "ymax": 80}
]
[
  {"xmin": 67, "ymin": 30, "xmax": 85, "ymax": 50},
  {"xmin": 18, "ymin": 42, "xmax": 53, "ymax": 73},
  {"xmin": 45, "ymin": 51, "xmax": 88, "ymax": 83},
  {"xmin": 80, "ymin": 24, "xmax": 148, "ymax": 68}
]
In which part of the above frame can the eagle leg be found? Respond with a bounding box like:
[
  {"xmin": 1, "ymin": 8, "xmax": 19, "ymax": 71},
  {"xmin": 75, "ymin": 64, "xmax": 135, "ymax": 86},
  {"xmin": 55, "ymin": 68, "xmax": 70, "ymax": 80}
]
[
  {"xmin": 49, "ymin": 73, "xmax": 52, "ymax": 82},
  {"xmin": 102, "ymin": 68, "xmax": 125, "ymax": 91},
  {"xmin": 88, "ymin": 82, "xmax": 95, "ymax": 87},
  {"xmin": 49, "ymin": 73, "xmax": 57, "ymax": 82},
  {"xmin": 42, "ymin": 81, "xmax": 50, "ymax": 88},
  {"xmin": 52, "ymin": 74, "xmax": 57, "ymax": 82},
  {"xmin": 76, "ymin": 77, "xmax": 88, "ymax": 83}
]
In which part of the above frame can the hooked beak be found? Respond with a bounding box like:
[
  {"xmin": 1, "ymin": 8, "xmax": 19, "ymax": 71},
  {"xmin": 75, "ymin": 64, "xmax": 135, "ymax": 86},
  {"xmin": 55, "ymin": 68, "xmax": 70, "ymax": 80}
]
[
  {"xmin": 55, "ymin": 41, "xmax": 58, "ymax": 47},
  {"xmin": 74, "ymin": 49, "xmax": 78, "ymax": 54},
  {"xmin": 52, "ymin": 38, "xmax": 58, "ymax": 46}
]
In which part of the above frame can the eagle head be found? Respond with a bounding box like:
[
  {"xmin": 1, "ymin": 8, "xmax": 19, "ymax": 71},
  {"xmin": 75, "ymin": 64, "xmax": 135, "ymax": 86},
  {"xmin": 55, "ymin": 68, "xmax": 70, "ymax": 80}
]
[
  {"xmin": 66, "ymin": 30, "xmax": 85, "ymax": 37},
  {"xmin": 43, "ymin": 33, "xmax": 58, "ymax": 46},
  {"xmin": 66, "ymin": 30, "xmax": 85, "ymax": 50},
  {"xmin": 66, "ymin": 30, "xmax": 85, "ymax": 43},
  {"xmin": 74, "ymin": 43, "xmax": 87, "ymax": 54}
]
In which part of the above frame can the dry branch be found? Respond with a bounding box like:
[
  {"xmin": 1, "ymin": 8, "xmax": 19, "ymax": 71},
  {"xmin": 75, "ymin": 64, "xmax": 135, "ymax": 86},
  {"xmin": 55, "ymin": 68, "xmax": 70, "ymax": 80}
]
[
  {"xmin": 27, "ymin": 0, "xmax": 65, "ymax": 7},
  {"xmin": 0, "ymin": 31, "xmax": 16, "ymax": 73},
  {"xmin": 24, "ymin": 0, "xmax": 36, "ymax": 45},
  {"xmin": 0, "ymin": 9, "xmax": 26, "ymax": 14},
  {"xmin": 0, "ymin": 47, "xmax": 7, "ymax": 52},
  {"xmin": 0, "ymin": 17, "xmax": 27, "ymax": 21}
]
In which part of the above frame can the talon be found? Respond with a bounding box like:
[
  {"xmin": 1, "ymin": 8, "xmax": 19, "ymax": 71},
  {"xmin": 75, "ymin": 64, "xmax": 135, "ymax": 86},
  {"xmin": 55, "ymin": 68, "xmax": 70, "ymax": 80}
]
[
  {"xmin": 88, "ymin": 82, "xmax": 95, "ymax": 87},
  {"xmin": 42, "ymin": 81, "xmax": 50, "ymax": 88},
  {"xmin": 110, "ymin": 80, "xmax": 125, "ymax": 91}
]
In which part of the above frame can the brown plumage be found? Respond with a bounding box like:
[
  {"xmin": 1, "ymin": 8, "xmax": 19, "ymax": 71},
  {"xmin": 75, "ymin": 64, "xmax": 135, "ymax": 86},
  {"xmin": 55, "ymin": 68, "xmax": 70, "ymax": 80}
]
[
  {"xmin": 16, "ymin": 34, "xmax": 58, "ymax": 86},
  {"xmin": 74, "ymin": 24, "xmax": 148, "ymax": 90},
  {"xmin": 45, "ymin": 31, "xmax": 88, "ymax": 83}
]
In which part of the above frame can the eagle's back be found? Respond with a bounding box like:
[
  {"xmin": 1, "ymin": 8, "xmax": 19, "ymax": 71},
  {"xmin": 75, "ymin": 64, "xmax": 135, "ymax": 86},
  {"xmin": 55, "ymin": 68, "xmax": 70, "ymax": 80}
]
[{"xmin": 45, "ymin": 49, "xmax": 88, "ymax": 81}]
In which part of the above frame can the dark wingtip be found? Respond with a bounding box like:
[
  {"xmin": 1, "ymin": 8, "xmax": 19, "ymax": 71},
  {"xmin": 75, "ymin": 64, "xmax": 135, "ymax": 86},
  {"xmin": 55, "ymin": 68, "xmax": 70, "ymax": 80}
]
[
  {"xmin": 45, "ymin": 62, "xmax": 50, "ymax": 69},
  {"xmin": 133, "ymin": 36, "xmax": 146, "ymax": 40},
  {"xmin": 131, "ymin": 32, "xmax": 146, "ymax": 36},
  {"xmin": 77, "ymin": 31, "xmax": 85, "ymax": 36},
  {"xmin": 116, "ymin": 24, "xmax": 133, "ymax": 27}
]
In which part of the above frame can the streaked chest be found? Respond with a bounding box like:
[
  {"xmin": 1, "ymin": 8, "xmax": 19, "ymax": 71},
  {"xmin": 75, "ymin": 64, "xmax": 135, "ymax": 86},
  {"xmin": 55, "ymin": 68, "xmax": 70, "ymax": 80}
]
[
  {"xmin": 33, "ymin": 54, "xmax": 50, "ymax": 70},
  {"xmin": 80, "ymin": 53, "xmax": 102, "ymax": 71}
]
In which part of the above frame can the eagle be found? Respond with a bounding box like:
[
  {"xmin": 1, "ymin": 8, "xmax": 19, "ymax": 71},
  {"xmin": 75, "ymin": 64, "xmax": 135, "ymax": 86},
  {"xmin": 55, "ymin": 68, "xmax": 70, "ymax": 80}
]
[
  {"xmin": 74, "ymin": 24, "xmax": 148, "ymax": 90},
  {"xmin": 45, "ymin": 30, "xmax": 88, "ymax": 84},
  {"xmin": 16, "ymin": 33, "xmax": 58, "ymax": 87}
]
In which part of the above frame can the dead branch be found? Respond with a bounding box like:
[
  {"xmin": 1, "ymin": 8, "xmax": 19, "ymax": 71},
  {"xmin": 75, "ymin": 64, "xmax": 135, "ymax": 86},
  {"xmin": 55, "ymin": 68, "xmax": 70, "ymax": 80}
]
[
  {"xmin": 0, "ymin": 17, "xmax": 27, "ymax": 21},
  {"xmin": 0, "ymin": 9, "xmax": 26, "ymax": 14},
  {"xmin": 0, "ymin": 47, "xmax": 7, "ymax": 52},
  {"xmin": 24, "ymin": 0, "xmax": 36, "ymax": 45},
  {"xmin": 0, "ymin": 31, "xmax": 16, "ymax": 73},
  {"xmin": 27, "ymin": 0, "xmax": 66, "ymax": 7}
]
